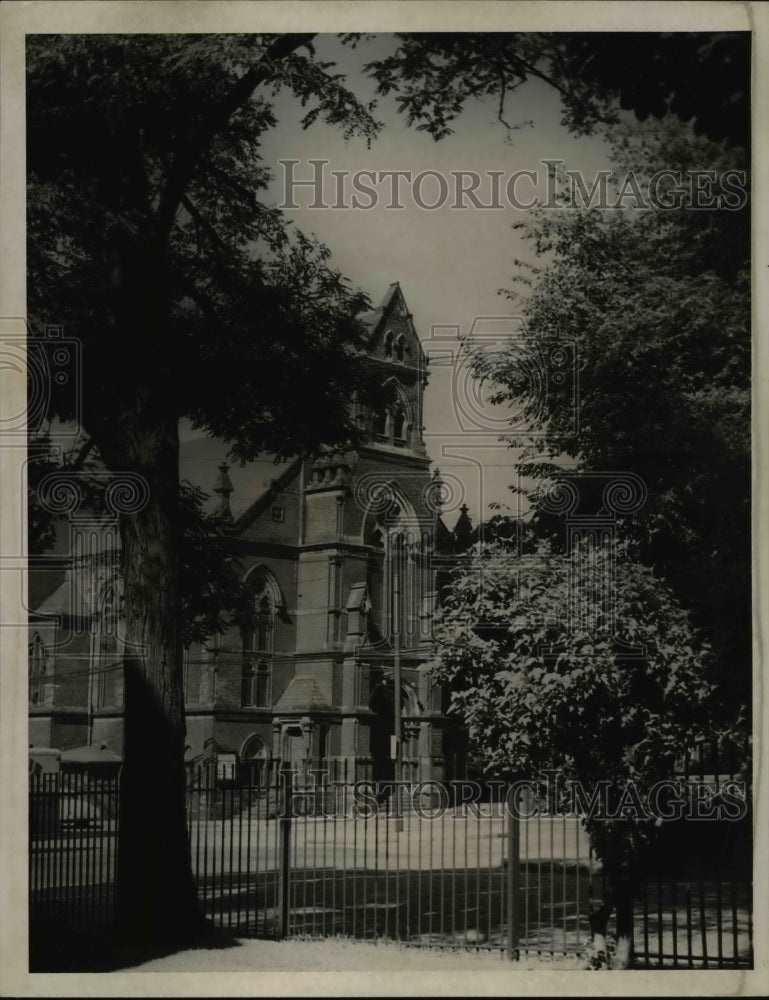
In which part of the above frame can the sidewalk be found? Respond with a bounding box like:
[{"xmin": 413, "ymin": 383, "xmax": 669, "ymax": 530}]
[{"xmin": 130, "ymin": 937, "xmax": 584, "ymax": 972}]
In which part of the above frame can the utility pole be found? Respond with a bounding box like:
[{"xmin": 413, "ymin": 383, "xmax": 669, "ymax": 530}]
[{"xmin": 391, "ymin": 571, "xmax": 403, "ymax": 831}]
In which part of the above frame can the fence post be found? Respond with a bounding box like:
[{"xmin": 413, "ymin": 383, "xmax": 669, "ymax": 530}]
[
  {"xmin": 276, "ymin": 764, "xmax": 293, "ymax": 939},
  {"xmin": 506, "ymin": 785, "xmax": 521, "ymax": 961}
]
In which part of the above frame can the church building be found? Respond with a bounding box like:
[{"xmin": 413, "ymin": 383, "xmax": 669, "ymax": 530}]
[{"xmin": 28, "ymin": 283, "xmax": 469, "ymax": 787}]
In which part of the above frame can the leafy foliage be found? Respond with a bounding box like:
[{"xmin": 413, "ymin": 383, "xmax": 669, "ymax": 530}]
[
  {"xmin": 469, "ymin": 119, "xmax": 750, "ymax": 713},
  {"xmin": 177, "ymin": 481, "xmax": 244, "ymax": 647},
  {"xmin": 430, "ymin": 535, "xmax": 714, "ymax": 875},
  {"xmin": 364, "ymin": 32, "xmax": 749, "ymax": 146}
]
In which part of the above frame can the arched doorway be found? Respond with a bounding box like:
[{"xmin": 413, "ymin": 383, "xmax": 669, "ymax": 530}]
[
  {"xmin": 368, "ymin": 676, "xmax": 420, "ymax": 794},
  {"xmin": 239, "ymin": 734, "xmax": 270, "ymax": 787},
  {"xmin": 369, "ymin": 678, "xmax": 396, "ymax": 793}
]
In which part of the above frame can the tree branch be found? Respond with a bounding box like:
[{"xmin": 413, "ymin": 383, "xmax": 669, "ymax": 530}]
[
  {"xmin": 180, "ymin": 193, "xmax": 229, "ymax": 255},
  {"xmin": 505, "ymin": 51, "xmax": 573, "ymax": 102},
  {"xmin": 155, "ymin": 32, "xmax": 316, "ymax": 238}
]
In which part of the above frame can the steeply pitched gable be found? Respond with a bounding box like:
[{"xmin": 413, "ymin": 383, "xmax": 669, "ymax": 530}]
[{"xmin": 358, "ymin": 282, "xmax": 425, "ymax": 370}]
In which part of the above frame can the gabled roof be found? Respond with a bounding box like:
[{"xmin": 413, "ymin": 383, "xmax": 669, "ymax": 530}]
[
  {"xmin": 274, "ymin": 675, "xmax": 332, "ymax": 714},
  {"xmin": 357, "ymin": 282, "xmax": 426, "ymax": 366},
  {"xmin": 357, "ymin": 281, "xmax": 402, "ymax": 335},
  {"xmin": 232, "ymin": 456, "xmax": 302, "ymax": 534},
  {"xmin": 178, "ymin": 429, "xmax": 292, "ymax": 521},
  {"xmin": 30, "ymin": 574, "xmax": 92, "ymax": 626}
]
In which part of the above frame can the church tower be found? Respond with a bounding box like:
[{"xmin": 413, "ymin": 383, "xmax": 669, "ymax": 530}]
[{"xmin": 282, "ymin": 282, "xmax": 443, "ymax": 782}]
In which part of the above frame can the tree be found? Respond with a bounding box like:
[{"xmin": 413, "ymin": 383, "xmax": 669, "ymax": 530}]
[
  {"xmin": 468, "ymin": 118, "xmax": 750, "ymax": 717},
  {"xmin": 26, "ymin": 33, "xmax": 387, "ymax": 945},
  {"xmin": 429, "ymin": 535, "xmax": 715, "ymax": 968}
]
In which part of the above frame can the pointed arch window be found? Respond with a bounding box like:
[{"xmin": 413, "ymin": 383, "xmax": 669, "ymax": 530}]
[
  {"xmin": 255, "ymin": 594, "xmax": 273, "ymax": 652},
  {"xmin": 384, "ymin": 331, "xmax": 394, "ymax": 358},
  {"xmin": 363, "ymin": 495, "xmax": 423, "ymax": 651},
  {"xmin": 374, "ymin": 407, "xmax": 389, "ymax": 439},
  {"xmin": 29, "ymin": 633, "xmax": 46, "ymax": 705},
  {"xmin": 372, "ymin": 378, "xmax": 413, "ymax": 449},
  {"xmin": 242, "ymin": 658, "xmax": 271, "ymax": 708},
  {"xmin": 395, "ymin": 335, "xmax": 405, "ymax": 362},
  {"xmin": 242, "ymin": 575, "xmax": 276, "ymax": 708},
  {"xmin": 393, "ymin": 408, "xmax": 407, "ymax": 444}
]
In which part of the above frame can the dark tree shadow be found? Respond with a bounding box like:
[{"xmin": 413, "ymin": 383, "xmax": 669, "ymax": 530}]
[{"xmin": 29, "ymin": 918, "xmax": 242, "ymax": 972}]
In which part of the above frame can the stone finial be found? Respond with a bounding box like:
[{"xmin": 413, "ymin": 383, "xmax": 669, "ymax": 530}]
[{"xmin": 213, "ymin": 462, "xmax": 234, "ymax": 522}]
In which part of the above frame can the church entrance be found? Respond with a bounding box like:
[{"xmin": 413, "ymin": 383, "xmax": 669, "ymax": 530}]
[
  {"xmin": 368, "ymin": 675, "xmax": 422, "ymax": 795},
  {"xmin": 369, "ymin": 680, "xmax": 396, "ymax": 795}
]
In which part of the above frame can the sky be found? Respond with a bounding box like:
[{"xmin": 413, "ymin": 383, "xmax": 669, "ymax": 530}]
[{"xmin": 180, "ymin": 34, "xmax": 618, "ymax": 526}]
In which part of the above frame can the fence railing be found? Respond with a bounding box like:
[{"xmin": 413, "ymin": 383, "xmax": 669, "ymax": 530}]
[
  {"xmin": 29, "ymin": 763, "xmax": 753, "ymax": 968},
  {"xmin": 635, "ymin": 875, "xmax": 752, "ymax": 969},
  {"xmin": 29, "ymin": 771, "xmax": 118, "ymax": 927}
]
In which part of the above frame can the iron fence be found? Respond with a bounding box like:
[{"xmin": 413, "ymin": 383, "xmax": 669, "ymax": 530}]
[
  {"xmin": 631, "ymin": 739, "xmax": 753, "ymax": 969},
  {"xmin": 183, "ymin": 768, "xmax": 596, "ymax": 955},
  {"xmin": 29, "ymin": 771, "xmax": 118, "ymax": 927},
  {"xmin": 635, "ymin": 876, "xmax": 752, "ymax": 969},
  {"xmin": 29, "ymin": 760, "xmax": 753, "ymax": 968}
]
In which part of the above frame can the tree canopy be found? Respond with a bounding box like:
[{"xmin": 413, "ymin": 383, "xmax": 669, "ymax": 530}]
[
  {"xmin": 432, "ymin": 537, "xmax": 713, "ymax": 782},
  {"xmin": 362, "ymin": 31, "xmax": 751, "ymax": 715},
  {"xmin": 430, "ymin": 534, "xmax": 717, "ymax": 967}
]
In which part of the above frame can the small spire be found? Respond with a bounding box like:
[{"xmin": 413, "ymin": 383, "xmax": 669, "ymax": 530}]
[
  {"xmin": 213, "ymin": 462, "xmax": 234, "ymax": 522},
  {"xmin": 453, "ymin": 503, "xmax": 473, "ymax": 552}
]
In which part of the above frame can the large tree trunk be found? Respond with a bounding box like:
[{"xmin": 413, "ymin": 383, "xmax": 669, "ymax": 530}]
[{"xmin": 115, "ymin": 409, "xmax": 205, "ymax": 944}]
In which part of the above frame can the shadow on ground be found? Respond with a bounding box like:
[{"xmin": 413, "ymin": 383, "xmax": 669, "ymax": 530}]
[{"xmin": 30, "ymin": 919, "xmax": 242, "ymax": 972}]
